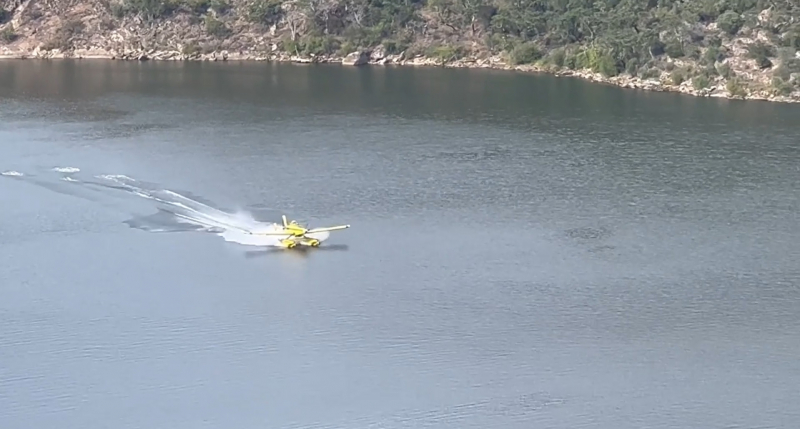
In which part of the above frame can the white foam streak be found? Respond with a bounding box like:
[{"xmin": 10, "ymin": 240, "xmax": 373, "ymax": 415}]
[
  {"xmin": 90, "ymin": 173, "xmax": 326, "ymax": 248},
  {"xmin": 52, "ymin": 167, "xmax": 80, "ymax": 173},
  {"xmin": 5, "ymin": 167, "xmax": 332, "ymax": 248},
  {"xmin": 97, "ymin": 174, "xmax": 136, "ymax": 183}
]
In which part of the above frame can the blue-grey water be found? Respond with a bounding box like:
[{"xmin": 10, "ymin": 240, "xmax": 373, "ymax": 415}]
[{"xmin": 1, "ymin": 60, "xmax": 799, "ymax": 429}]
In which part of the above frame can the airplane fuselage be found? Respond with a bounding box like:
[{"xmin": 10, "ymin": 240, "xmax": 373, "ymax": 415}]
[
  {"xmin": 284, "ymin": 226, "xmax": 308, "ymax": 237},
  {"xmin": 259, "ymin": 216, "xmax": 349, "ymax": 249}
]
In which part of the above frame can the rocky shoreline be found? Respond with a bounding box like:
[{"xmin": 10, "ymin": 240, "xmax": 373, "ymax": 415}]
[{"xmin": 2, "ymin": 45, "xmax": 799, "ymax": 104}]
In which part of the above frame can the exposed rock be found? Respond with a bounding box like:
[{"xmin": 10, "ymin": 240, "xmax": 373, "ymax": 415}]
[
  {"xmin": 385, "ymin": 52, "xmax": 404, "ymax": 64},
  {"xmin": 342, "ymin": 50, "xmax": 370, "ymax": 66},
  {"xmin": 369, "ymin": 44, "xmax": 385, "ymax": 62}
]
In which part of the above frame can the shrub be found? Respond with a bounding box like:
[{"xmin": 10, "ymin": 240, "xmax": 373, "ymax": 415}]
[
  {"xmin": 507, "ymin": 42, "xmax": 542, "ymax": 65},
  {"xmin": 665, "ymin": 41, "xmax": 684, "ymax": 58},
  {"xmin": 182, "ymin": 42, "xmax": 201, "ymax": 56},
  {"xmin": 639, "ymin": 67, "xmax": 661, "ymax": 80},
  {"xmin": 574, "ymin": 48, "xmax": 618, "ymax": 77},
  {"xmin": 282, "ymin": 37, "xmax": 300, "ymax": 55},
  {"xmin": 773, "ymin": 64, "xmax": 791, "ymax": 81},
  {"xmin": 124, "ymin": 0, "xmax": 178, "ymax": 20},
  {"xmin": 692, "ymin": 74, "xmax": 710, "ymax": 90},
  {"xmin": 204, "ymin": 15, "xmax": 230, "ymax": 37},
  {"xmin": 301, "ymin": 35, "xmax": 340, "ymax": 56},
  {"xmin": 429, "ymin": 44, "xmax": 467, "ymax": 63},
  {"xmin": 702, "ymin": 46, "xmax": 722, "ymax": 66},
  {"xmin": 245, "ymin": 0, "xmax": 282, "ymax": 25},
  {"xmin": 718, "ymin": 11, "xmax": 744, "ymax": 35},
  {"xmin": 209, "ymin": 0, "xmax": 230, "ymax": 14},
  {"xmin": 747, "ymin": 41, "xmax": 775, "ymax": 68},
  {"xmin": 715, "ymin": 62, "xmax": 734, "ymax": 78},
  {"xmin": 545, "ymin": 47, "xmax": 566, "ymax": 67},
  {"xmin": 670, "ymin": 68, "xmax": 687, "ymax": 85},
  {"xmin": 726, "ymin": 78, "xmax": 747, "ymax": 97},
  {"xmin": 625, "ymin": 58, "xmax": 639, "ymax": 75},
  {"xmin": 771, "ymin": 77, "xmax": 794, "ymax": 96},
  {"xmin": 1, "ymin": 25, "xmax": 17, "ymax": 43}
]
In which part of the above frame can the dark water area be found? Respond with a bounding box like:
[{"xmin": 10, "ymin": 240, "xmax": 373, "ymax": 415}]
[{"xmin": 1, "ymin": 59, "xmax": 799, "ymax": 429}]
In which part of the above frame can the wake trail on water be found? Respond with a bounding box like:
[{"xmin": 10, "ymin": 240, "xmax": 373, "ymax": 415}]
[{"xmin": 2, "ymin": 166, "xmax": 329, "ymax": 247}]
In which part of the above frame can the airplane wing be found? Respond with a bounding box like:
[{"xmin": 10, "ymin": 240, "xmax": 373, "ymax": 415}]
[
  {"xmin": 251, "ymin": 230, "xmax": 289, "ymax": 236},
  {"xmin": 306, "ymin": 225, "xmax": 350, "ymax": 234},
  {"xmin": 248, "ymin": 225, "xmax": 289, "ymax": 236}
]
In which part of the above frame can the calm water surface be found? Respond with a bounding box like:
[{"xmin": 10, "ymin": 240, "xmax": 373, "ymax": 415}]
[{"xmin": 1, "ymin": 60, "xmax": 799, "ymax": 429}]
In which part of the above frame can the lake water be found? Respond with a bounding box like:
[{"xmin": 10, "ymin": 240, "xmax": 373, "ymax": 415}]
[{"xmin": 1, "ymin": 60, "xmax": 799, "ymax": 429}]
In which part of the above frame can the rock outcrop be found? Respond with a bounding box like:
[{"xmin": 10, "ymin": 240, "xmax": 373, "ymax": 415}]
[{"xmin": 341, "ymin": 50, "xmax": 369, "ymax": 66}]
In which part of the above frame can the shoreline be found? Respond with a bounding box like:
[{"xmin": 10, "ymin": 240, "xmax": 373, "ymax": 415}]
[{"xmin": 2, "ymin": 47, "xmax": 799, "ymax": 104}]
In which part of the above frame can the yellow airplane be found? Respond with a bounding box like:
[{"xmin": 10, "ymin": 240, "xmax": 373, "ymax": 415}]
[{"xmin": 252, "ymin": 215, "xmax": 350, "ymax": 248}]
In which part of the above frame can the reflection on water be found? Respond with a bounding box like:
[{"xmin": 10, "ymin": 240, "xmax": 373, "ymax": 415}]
[{"xmin": 2, "ymin": 59, "xmax": 799, "ymax": 132}]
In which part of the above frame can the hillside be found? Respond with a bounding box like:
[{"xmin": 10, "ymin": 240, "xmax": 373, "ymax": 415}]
[{"xmin": 1, "ymin": 0, "xmax": 799, "ymax": 102}]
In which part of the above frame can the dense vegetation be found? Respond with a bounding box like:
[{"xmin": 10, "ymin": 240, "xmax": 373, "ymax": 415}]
[
  {"xmin": 2, "ymin": 0, "xmax": 799, "ymax": 96},
  {"xmin": 133, "ymin": 0, "xmax": 798, "ymax": 89}
]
